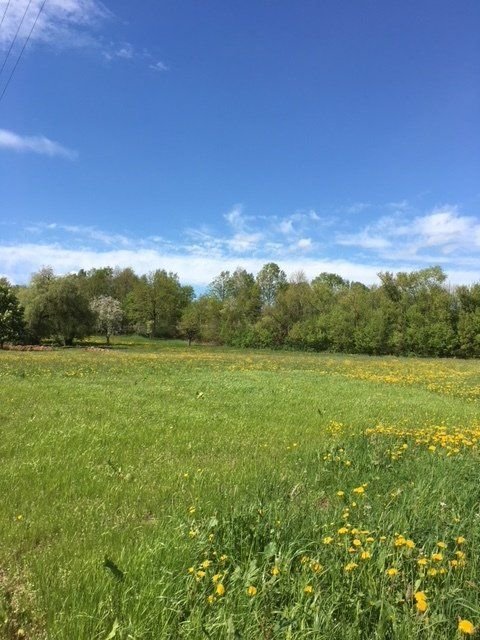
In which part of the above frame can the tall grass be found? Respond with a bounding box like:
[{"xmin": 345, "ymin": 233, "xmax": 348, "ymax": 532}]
[{"xmin": 1, "ymin": 339, "xmax": 479, "ymax": 638}]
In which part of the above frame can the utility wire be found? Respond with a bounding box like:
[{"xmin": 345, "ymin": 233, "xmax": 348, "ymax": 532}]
[
  {"xmin": 0, "ymin": 0, "xmax": 12, "ymax": 30},
  {"xmin": 0, "ymin": 0, "xmax": 47, "ymax": 105},
  {"xmin": 0, "ymin": 0, "xmax": 33, "ymax": 78}
]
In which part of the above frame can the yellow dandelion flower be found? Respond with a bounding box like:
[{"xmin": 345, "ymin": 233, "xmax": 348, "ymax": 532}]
[
  {"xmin": 386, "ymin": 568, "xmax": 398, "ymax": 577},
  {"xmin": 353, "ymin": 539, "xmax": 362, "ymax": 547},
  {"xmin": 431, "ymin": 553, "xmax": 443, "ymax": 562},
  {"xmin": 323, "ymin": 536, "xmax": 333, "ymax": 545},
  {"xmin": 338, "ymin": 527, "xmax": 349, "ymax": 535},
  {"xmin": 456, "ymin": 536, "xmax": 466, "ymax": 545},
  {"xmin": 414, "ymin": 591, "xmax": 427, "ymax": 602},
  {"xmin": 366, "ymin": 537, "xmax": 375, "ymax": 543},
  {"xmin": 216, "ymin": 583, "xmax": 225, "ymax": 597},
  {"xmin": 344, "ymin": 562, "xmax": 358, "ymax": 572},
  {"xmin": 417, "ymin": 558, "xmax": 428, "ymax": 567},
  {"xmin": 336, "ymin": 491, "xmax": 345, "ymax": 497},
  {"xmin": 271, "ymin": 566, "xmax": 280, "ymax": 576},
  {"xmin": 187, "ymin": 566, "xmax": 195, "ymax": 574},
  {"xmin": 196, "ymin": 570, "xmax": 206, "ymax": 580},
  {"xmin": 405, "ymin": 539, "xmax": 416, "ymax": 549},
  {"xmin": 437, "ymin": 541, "xmax": 447, "ymax": 549},
  {"xmin": 360, "ymin": 551, "xmax": 371, "ymax": 560},
  {"xmin": 304, "ymin": 585, "xmax": 314, "ymax": 595},
  {"xmin": 353, "ymin": 486, "xmax": 365, "ymax": 494},
  {"xmin": 201, "ymin": 560, "xmax": 212, "ymax": 569},
  {"xmin": 427, "ymin": 568, "xmax": 438, "ymax": 577},
  {"xmin": 450, "ymin": 559, "xmax": 459, "ymax": 568},
  {"xmin": 246, "ymin": 585, "xmax": 257, "ymax": 597},
  {"xmin": 458, "ymin": 619, "xmax": 475, "ymax": 635},
  {"xmin": 207, "ymin": 594, "xmax": 215, "ymax": 604},
  {"xmin": 311, "ymin": 562, "xmax": 323, "ymax": 573},
  {"xmin": 212, "ymin": 573, "xmax": 222, "ymax": 583},
  {"xmin": 220, "ymin": 554, "xmax": 228, "ymax": 562},
  {"xmin": 416, "ymin": 599, "xmax": 428, "ymax": 613}
]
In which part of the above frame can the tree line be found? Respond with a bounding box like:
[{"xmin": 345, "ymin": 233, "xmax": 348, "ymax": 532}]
[{"xmin": 1, "ymin": 263, "xmax": 479, "ymax": 357}]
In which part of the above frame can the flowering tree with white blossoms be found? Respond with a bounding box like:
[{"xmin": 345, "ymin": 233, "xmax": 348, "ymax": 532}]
[{"xmin": 90, "ymin": 295, "xmax": 123, "ymax": 345}]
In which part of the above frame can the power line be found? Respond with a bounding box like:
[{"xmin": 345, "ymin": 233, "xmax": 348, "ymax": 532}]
[
  {"xmin": 0, "ymin": 0, "xmax": 47, "ymax": 105},
  {"xmin": 0, "ymin": 0, "xmax": 12, "ymax": 30},
  {"xmin": 0, "ymin": 0, "xmax": 33, "ymax": 78}
]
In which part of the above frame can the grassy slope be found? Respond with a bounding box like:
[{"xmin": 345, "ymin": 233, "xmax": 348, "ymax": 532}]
[{"xmin": 1, "ymin": 340, "xmax": 479, "ymax": 639}]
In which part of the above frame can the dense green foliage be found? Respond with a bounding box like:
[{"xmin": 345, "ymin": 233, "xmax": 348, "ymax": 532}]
[
  {"xmin": 0, "ymin": 278, "xmax": 25, "ymax": 347},
  {"xmin": 11, "ymin": 263, "xmax": 480, "ymax": 356},
  {"xmin": 1, "ymin": 341, "xmax": 479, "ymax": 639}
]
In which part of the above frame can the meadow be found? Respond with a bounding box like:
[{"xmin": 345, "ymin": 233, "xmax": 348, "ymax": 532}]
[{"xmin": 1, "ymin": 339, "xmax": 480, "ymax": 639}]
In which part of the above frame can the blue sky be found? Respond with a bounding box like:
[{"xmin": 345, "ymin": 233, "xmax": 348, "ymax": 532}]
[{"xmin": 0, "ymin": 0, "xmax": 479, "ymax": 286}]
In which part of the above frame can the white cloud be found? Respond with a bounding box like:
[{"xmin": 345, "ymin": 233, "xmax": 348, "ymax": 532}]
[
  {"xmin": 337, "ymin": 205, "xmax": 480, "ymax": 261},
  {"xmin": 0, "ymin": 128, "xmax": 77, "ymax": 159},
  {"xmin": 0, "ymin": 0, "xmax": 110, "ymax": 51},
  {"xmin": 0, "ymin": 0, "xmax": 167, "ymax": 68},
  {"xmin": 2, "ymin": 203, "xmax": 479, "ymax": 286},
  {"xmin": 297, "ymin": 238, "xmax": 312, "ymax": 250},
  {"xmin": 149, "ymin": 61, "xmax": 169, "ymax": 72},
  {"xmin": 1, "ymin": 241, "xmax": 477, "ymax": 287}
]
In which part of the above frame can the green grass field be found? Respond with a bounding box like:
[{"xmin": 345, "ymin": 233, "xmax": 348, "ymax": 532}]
[{"xmin": 1, "ymin": 339, "xmax": 480, "ymax": 639}]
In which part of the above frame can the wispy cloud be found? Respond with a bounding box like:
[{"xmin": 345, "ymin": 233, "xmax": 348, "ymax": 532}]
[
  {"xmin": 1, "ymin": 203, "xmax": 479, "ymax": 285},
  {"xmin": 0, "ymin": 0, "xmax": 167, "ymax": 69},
  {"xmin": 149, "ymin": 60, "xmax": 169, "ymax": 72},
  {"xmin": 0, "ymin": 0, "xmax": 110, "ymax": 51},
  {"xmin": 0, "ymin": 128, "xmax": 77, "ymax": 159},
  {"xmin": 337, "ymin": 205, "xmax": 480, "ymax": 262}
]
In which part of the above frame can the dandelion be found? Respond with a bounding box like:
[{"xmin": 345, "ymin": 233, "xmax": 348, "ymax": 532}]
[
  {"xmin": 386, "ymin": 568, "xmax": 398, "ymax": 577},
  {"xmin": 414, "ymin": 591, "xmax": 427, "ymax": 602},
  {"xmin": 338, "ymin": 527, "xmax": 349, "ymax": 535},
  {"xmin": 323, "ymin": 536, "xmax": 333, "ymax": 545},
  {"xmin": 196, "ymin": 570, "xmax": 206, "ymax": 580},
  {"xmin": 207, "ymin": 595, "xmax": 215, "ymax": 604},
  {"xmin": 353, "ymin": 486, "xmax": 365, "ymax": 494},
  {"xmin": 431, "ymin": 553, "xmax": 443, "ymax": 562},
  {"xmin": 311, "ymin": 562, "xmax": 323, "ymax": 573},
  {"xmin": 189, "ymin": 529, "xmax": 198, "ymax": 538},
  {"xmin": 456, "ymin": 536, "xmax": 466, "ymax": 545},
  {"xmin": 437, "ymin": 541, "xmax": 447, "ymax": 549},
  {"xmin": 304, "ymin": 585, "xmax": 314, "ymax": 595},
  {"xmin": 271, "ymin": 566, "xmax": 280, "ymax": 576},
  {"xmin": 216, "ymin": 583, "xmax": 225, "ymax": 597},
  {"xmin": 344, "ymin": 562, "xmax": 358, "ymax": 572},
  {"xmin": 246, "ymin": 586, "xmax": 257, "ymax": 597},
  {"xmin": 405, "ymin": 539, "xmax": 416, "ymax": 549},
  {"xmin": 360, "ymin": 551, "xmax": 371, "ymax": 560},
  {"xmin": 416, "ymin": 599, "xmax": 428, "ymax": 613},
  {"xmin": 353, "ymin": 539, "xmax": 362, "ymax": 547},
  {"xmin": 427, "ymin": 568, "xmax": 438, "ymax": 577},
  {"xmin": 336, "ymin": 491, "xmax": 345, "ymax": 497},
  {"xmin": 201, "ymin": 560, "xmax": 212, "ymax": 569},
  {"xmin": 220, "ymin": 554, "xmax": 228, "ymax": 562},
  {"xmin": 417, "ymin": 558, "xmax": 428, "ymax": 567},
  {"xmin": 458, "ymin": 619, "xmax": 475, "ymax": 635},
  {"xmin": 212, "ymin": 573, "xmax": 222, "ymax": 583},
  {"xmin": 187, "ymin": 566, "xmax": 195, "ymax": 574}
]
